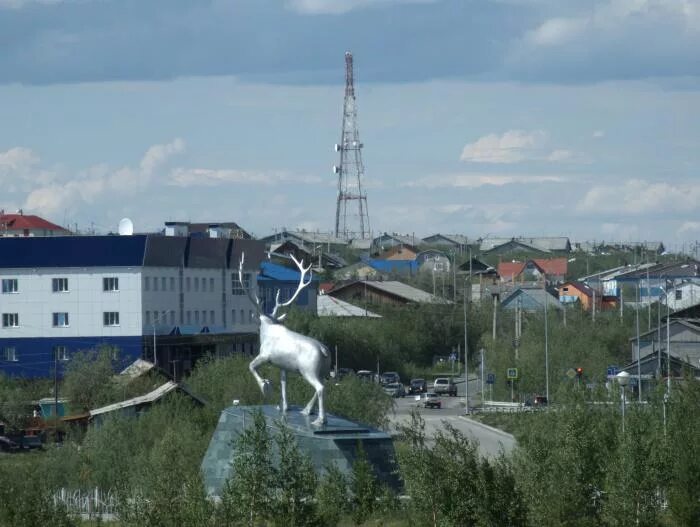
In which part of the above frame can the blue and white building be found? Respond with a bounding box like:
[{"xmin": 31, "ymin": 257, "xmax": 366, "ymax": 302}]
[{"xmin": 0, "ymin": 234, "xmax": 266, "ymax": 378}]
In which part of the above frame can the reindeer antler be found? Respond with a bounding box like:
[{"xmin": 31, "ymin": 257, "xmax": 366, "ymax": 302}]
[
  {"xmin": 270, "ymin": 254, "xmax": 312, "ymax": 319},
  {"xmin": 238, "ymin": 253, "xmax": 262, "ymax": 316}
]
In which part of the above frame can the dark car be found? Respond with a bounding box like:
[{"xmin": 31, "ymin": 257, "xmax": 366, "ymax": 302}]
[
  {"xmin": 423, "ymin": 392, "xmax": 442, "ymax": 409},
  {"xmin": 383, "ymin": 382, "xmax": 405, "ymax": 398},
  {"xmin": 380, "ymin": 371, "xmax": 400, "ymax": 386},
  {"xmin": 408, "ymin": 378, "xmax": 427, "ymax": 395}
]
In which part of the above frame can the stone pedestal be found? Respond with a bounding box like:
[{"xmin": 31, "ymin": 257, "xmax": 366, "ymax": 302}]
[{"xmin": 201, "ymin": 405, "xmax": 400, "ymax": 498}]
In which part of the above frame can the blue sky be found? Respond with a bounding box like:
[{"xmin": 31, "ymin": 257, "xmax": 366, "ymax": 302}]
[{"xmin": 1, "ymin": 0, "xmax": 699, "ymax": 250}]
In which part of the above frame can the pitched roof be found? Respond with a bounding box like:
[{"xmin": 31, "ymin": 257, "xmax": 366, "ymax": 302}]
[
  {"xmin": 330, "ymin": 280, "xmax": 449, "ymax": 304},
  {"xmin": 559, "ymin": 280, "xmax": 594, "ymax": 298},
  {"xmin": 481, "ymin": 237, "xmax": 570, "ymax": 252},
  {"xmin": 498, "ymin": 261, "xmax": 527, "ymax": 280},
  {"xmin": 422, "ymin": 234, "xmax": 470, "ymax": 246},
  {"xmin": 500, "ymin": 287, "xmax": 563, "ymax": 310},
  {"xmin": 317, "ymin": 294, "xmax": 381, "ymax": 317},
  {"xmin": 0, "ymin": 213, "xmax": 68, "ymax": 232},
  {"xmin": 533, "ymin": 258, "xmax": 568, "ymax": 276}
]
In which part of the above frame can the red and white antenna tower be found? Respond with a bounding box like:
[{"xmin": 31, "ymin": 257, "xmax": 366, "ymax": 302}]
[{"xmin": 333, "ymin": 51, "xmax": 371, "ymax": 240}]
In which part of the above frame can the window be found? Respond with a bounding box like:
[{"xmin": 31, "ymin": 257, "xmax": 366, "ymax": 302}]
[
  {"xmin": 161, "ymin": 277, "xmax": 166, "ymax": 291},
  {"xmin": 52, "ymin": 278, "xmax": 69, "ymax": 292},
  {"xmin": 144, "ymin": 277, "xmax": 150, "ymax": 291},
  {"xmin": 145, "ymin": 311, "xmax": 151, "ymax": 324},
  {"xmin": 186, "ymin": 311, "xmax": 192, "ymax": 324},
  {"xmin": 153, "ymin": 277, "xmax": 159, "ymax": 291},
  {"xmin": 52, "ymin": 312, "xmax": 69, "ymax": 327},
  {"xmin": 210, "ymin": 310, "xmax": 215, "ymax": 325},
  {"xmin": 54, "ymin": 346, "xmax": 69, "ymax": 361},
  {"xmin": 675, "ymin": 289, "xmax": 683, "ymax": 301},
  {"xmin": 170, "ymin": 277, "xmax": 175, "ymax": 291},
  {"xmin": 210, "ymin": 278, "xmax": 215, "ymax": 291},
  {"xmin": 194, "ymin": 277, "xmax": 200, "ymax": 292},
  {"xmin": 231, "ymin": 310, "xmax": 236, "ymax": 325},
  {"xmin": 3, "ymin": 347, "xmax": 17, "ymax": 362},
  {"xmin": 240, "ymin": 309, "xmax": 244, "ymax": 324},
  {"xmin": 103, "ymin": 277, "xmax": 119, "ymax": 291},
  {"xmin": 232, "ymin": 272, "xmax": 251, "ymax": 295},
  {"xmin": 201, "ymin": 278, "xmax": 207, "ymax": 293},
  {"xmin": 202, "ymin": 311, "xmax": 207, "ymax": 324},
  {"xmin": 169, "ymin": 311, "xmax": 175, "ymax": 325},
  {"xmin": 2, "ymin": 313, "xmax": 19, "ymax": 328},
  {"xmin": 195, "ymin": 311, "xmax": 200, "ymax": 324},
  {"xmin": 103, "ymin": 312, "xmax": 120, "ymax": 326},
  {"xmin": 249, "ymin": 310, "xmax": 254, "ymax": 323},
  {"xmin": 1, "ymin": 279, "xmax": 18, "ymax": 293},
  {"xmin": 186, "ymin": 277, "xmax": 191, "ymax": 292}
]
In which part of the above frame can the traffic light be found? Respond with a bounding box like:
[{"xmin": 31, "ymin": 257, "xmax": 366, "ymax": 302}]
[{"xmin": 576, "ymin": 367, "xmax": 583, "ymax": 379}]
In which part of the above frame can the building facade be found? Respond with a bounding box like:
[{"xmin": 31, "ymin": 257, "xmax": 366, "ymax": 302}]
[{"xmin": 0, "ymin": 235, "xmax": 266, "ymax": 378}]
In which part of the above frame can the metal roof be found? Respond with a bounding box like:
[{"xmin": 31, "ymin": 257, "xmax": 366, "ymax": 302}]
[
  {"xmin": 364, "ymin": 280, "xmax": 450, "ymax": 304},
  {"xmin": 317, "ymin": 294, "xmax": 381, "ymax": 317},
  {"xmin": 90, "ymin": 381, "xmax": 179, "ymax": 417},
  {"xmin": 481, "ymin": 237, "xmax": 570, "ymax": 252}
]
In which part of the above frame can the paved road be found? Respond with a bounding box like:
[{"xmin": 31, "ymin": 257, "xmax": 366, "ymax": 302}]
[{"xmin": 388, "ymin": 377, "xmax": 516, "ymax": 458}]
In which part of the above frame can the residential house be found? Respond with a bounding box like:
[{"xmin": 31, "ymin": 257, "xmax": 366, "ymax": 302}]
[
  {"xmin": 421, "ymin": 234, "xmax": 470, "ymax": 253},
  {"xmin": 480, "ymin": 237, "xmax": 571, "ymax": 255},
  {"xmin": 269, "ymin": 240, "xmax": 347, "ymax": 271},
  {"xmin": 497, "ymin": 258, "xmax": 568, "ymax": 285},
  {"xmin": 661, "ymin": 282, "xmax": 700, "ymax": 311},
  {"xmin": 257, "ymin": 229, "xmax": 349, "ymax": 253},
  {"xmin": 0, "ymin": 234, "xmax": 266, "ymax": 378},
  {"xmin": 317, "ymin": 294, "xmax": 381, "ymax": 318},
  {"xmin": 558, "ymin": 281, "xmax": 598, "ymax": 311},
  {"xmin": 500, "ymin": 287, "xmax": 562, "ymax": 312},
  {"xmin": 372, "ymin": 233, "xmax": 421, "ymax": 253},
  {"xmin": 416, "ymin": 249, "xmax": 451, "ymax": 274},
  {"xmin": 0, "ymin": 211, "xmax": 70, "ymax": 237},
  {"xmin": 329, "ymin": 280, "xmax": 448, "ymax": 306},
  {"xmin": 334, "ymin": 261, "xmax": 386, "ymax": 281}
]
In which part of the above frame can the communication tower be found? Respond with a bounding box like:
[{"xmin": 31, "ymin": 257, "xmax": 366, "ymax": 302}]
[{"xmin": 333, "ymin": 51, "xmax": 371, "ymax": 240}]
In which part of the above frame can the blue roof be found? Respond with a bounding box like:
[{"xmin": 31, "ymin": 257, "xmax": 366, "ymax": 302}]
[
  {"xmin": 258, "ymin": 261, "xmax": 319, "ymax": 282},
  {"xmin": 366, "ymin": 259, "xmax": 417, "ymax": 274},
  {"xmin": 0, "ymin": 235, "xmax": 147, "ymax": 269}
]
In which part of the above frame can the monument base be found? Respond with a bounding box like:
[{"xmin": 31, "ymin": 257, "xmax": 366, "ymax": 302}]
[{"xmin": 201, "ymin": 405, "xmax": 400, "ymax": 498}]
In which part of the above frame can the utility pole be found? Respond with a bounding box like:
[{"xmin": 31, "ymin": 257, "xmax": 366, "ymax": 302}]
[
  {"xmin": 544, "ymin": 273, "xmax": 550, "ymax": 404},
  {"xmin": 54, "ymin": 348, "xmax": 59, "ymax": 442},
  {"xmin": 636, "ymin": 283, "xmax": 642, "ymax": 402},
  {"xmin": 464, "ymin": 285, "xmax": 470, "ymax": 415},
  {"xmin": 333, "ymin": 51, "xmax": 371, "ymax": 240}
]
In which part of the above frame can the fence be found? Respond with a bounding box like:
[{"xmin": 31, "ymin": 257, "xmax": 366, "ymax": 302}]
[{"xmin": 53, "ymin": 488, "xmax": 117, "ymax": 521}]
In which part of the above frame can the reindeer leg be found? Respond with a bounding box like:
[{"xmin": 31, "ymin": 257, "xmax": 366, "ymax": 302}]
[
  {"xmin": 249, "ymin": 355, "xmax": 271, "ymax": 397},
  {"xmin": 280, "ymin": 369, "xmax": 288, "ymax": 414},
  {"xmin": 310, "ymin": 379, "xmax": 326, "ymax": 426},
  {"xmin": 301, "ymin": 391, "xmax": 317, "ymax": 416}
]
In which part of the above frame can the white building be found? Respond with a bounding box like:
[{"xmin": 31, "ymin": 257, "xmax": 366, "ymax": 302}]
[{"xmin": 0, "ymin": 235, "xmax": 266, "ymax": 378}]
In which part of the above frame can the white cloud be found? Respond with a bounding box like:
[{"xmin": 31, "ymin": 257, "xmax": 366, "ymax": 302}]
[
  {"xmin": 167, "ymin": 168, "xmax": 322, "ymax": 187},
  {"xmin": 0, "ymin": 147, "xmax": 39, "ymax": 173},
  {"xmin": 460, "ymin": 130, "xmax": 546, "ymax": 164},
  {"xmin": 404, "ymin": 172, "xmax": 565, "ymax": 188},
  {"xmin": 286, "ymin": 0, "xmax": 435, "ymax": 15},
  {"xmin": 23, "ymin": 139, "xmax": 184, "ymax": 216},
  {"xmin": 527, "ymin": 1, "xmax": 700, "ymax": 49},
  {"xmin": 460, "ymin": 130, "xmax": 579, "ymax": 164},
  {"xmin": 592, "ymin": 130, "xmax": 605, "ymax": 138},
  {"xmin": 140, "ymin": 138, "xmax": 185, "ymax": 178},
  {"xmin": 576, "ymin": 179, "xmax": 700, "ymax": 215},
  {"xmin": 0, "ymin": 0, "xmax": 64, "ymax": 8},
  {"xmin": 679, "ymin": 221, "xmax": 700, "ymax": 233}
]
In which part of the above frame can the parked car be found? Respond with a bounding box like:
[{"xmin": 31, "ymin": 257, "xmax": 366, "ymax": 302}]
[
  {"xmin": 0, "ymin": 436, "xmax": 19, "ymax": 452},
  {"xmin": 380, "ymin": 371, "xmax": 400, "ymax": 386},
  {"xmin": 408, "ymin": 378, "xmax": 427, "ymax": 395},
  {"xmin": 383, "ymin": 382, "xmax": 405, "ymax": 398},
  {"xmin": 335, "ymin": 367, "xmax": 355, "ymax": 379},
  {"xmin": 433, "ymin": 377, "xmax": 457, "ymax": 396},
  {"xmin": 356, "ymin": 370, "xmax": 374, "ymax": 382},
  {"xmin": 423, "ymin": 392, "xmax": 442, "ymax": 409}
]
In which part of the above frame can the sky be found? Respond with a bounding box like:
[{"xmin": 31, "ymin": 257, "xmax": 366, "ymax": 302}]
[{"xmin": 1, "ymin": 0, "xmax": 699, "ymax": 250}]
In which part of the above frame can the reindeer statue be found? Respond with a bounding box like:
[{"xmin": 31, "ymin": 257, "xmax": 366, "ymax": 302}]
[{"xmin": 239, "ymin": 253, "xmax": 331, "ymax": 426}]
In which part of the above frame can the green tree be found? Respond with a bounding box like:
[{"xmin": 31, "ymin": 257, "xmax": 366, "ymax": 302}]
[
  {"xmin": 316, "ymin": 463, "xmax": 349, "ymax": 527},
  {"xmin": 350, "ymin": 442, "xmax": 379, "ymax": 525},
  {"xmin": 273, "ymin": 423, "xmax": 318, "ymax": 527},
  {"xmin": 219, "ymin": 410, "xmax": 276, "ymax": 526},
  {"xmin": 62, "ymin": 345, "xmax": 121, "ymax": 412}
]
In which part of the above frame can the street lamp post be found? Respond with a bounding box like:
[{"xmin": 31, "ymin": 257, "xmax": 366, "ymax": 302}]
[
  {"xmin": 616, "ymin": 371, "xmax": 630, "ymax": 433},
  {"xmin": 464, "ymin": 284, "xmax": 470, "ymax": 415},
  {"xmin": 152, "ymin": 309, "xmax": 174, "ymax": 367}
]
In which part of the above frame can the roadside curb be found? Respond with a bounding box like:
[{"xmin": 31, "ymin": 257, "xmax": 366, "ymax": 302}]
[{"xmin": 458, "ymin": 415, "xmax": 515, "ymax": 441}]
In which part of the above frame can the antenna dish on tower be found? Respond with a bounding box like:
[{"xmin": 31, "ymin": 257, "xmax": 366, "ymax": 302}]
[{"xmin": 118, "ymin": 218, "xmax": 134, "ymax": 236}]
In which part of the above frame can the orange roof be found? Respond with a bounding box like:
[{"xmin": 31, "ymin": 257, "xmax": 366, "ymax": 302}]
[
  {"xmin": 498, "ymin": 261, "xmax": 526, "ymax": 281},
  {"xmin": 533, "ymin": 258, "xmax": 567, "ymax": 276},
  {"xmin": 0, "ymin": 213, "xmax": 67, "ymax": 232}
]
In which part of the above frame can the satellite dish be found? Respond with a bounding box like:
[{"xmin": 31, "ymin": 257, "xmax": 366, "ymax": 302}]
[{"xmin": 118, "ymin": 218, "xmax": 134, "ymax": 236}]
